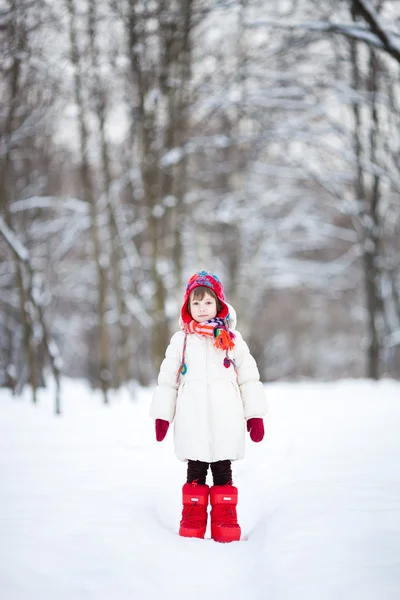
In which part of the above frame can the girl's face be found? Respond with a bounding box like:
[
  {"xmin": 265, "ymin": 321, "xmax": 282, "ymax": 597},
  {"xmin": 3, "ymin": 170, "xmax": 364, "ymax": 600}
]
[{"xmin": 189, "ymin": 291, "xmax": 217, "ymax": 323}]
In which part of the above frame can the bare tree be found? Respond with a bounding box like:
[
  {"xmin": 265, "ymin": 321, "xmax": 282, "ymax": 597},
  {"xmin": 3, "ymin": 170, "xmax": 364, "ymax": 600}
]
[
  {"xmin": 0, "ymin": 0, "xmax": 59, "ymax": 398},
  {"xmin": 121, "ymin": 0, "xmax": 196, "ymax": 367},
  {"xmin": 0, "ymin": 218, "xmax": 62, "ymax": 413},
  {"xmin": 65, "ymin": 0, "xmax": 111, "ymax": 402}
]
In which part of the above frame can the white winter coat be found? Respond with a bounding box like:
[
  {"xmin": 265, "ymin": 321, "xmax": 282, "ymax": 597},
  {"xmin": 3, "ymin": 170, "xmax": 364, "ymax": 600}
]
[{"xmin": 150, "ymin": 307, "xmax": 267, "ymax": 463}]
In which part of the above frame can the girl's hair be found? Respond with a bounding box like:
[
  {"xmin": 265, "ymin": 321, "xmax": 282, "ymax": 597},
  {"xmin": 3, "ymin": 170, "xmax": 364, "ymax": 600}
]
[{"xmin": 187, "ymin": 286, "xmax": 223, "ymax": 316}]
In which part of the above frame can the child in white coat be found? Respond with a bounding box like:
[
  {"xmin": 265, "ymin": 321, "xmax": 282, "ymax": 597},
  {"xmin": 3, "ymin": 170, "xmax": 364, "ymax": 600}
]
[{"xmin": 150, "ymin": 271, "xmax": 267, "ymax": 542}]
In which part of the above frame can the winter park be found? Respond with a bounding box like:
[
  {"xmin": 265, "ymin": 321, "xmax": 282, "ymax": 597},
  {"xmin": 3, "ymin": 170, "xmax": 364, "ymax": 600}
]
[{"xmin": 1, "ymin": 1, "xmax": 400, "ymax": 600}]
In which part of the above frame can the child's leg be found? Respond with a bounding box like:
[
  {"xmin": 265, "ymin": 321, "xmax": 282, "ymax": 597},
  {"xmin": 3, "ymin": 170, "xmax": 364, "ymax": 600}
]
[
  {"xmin": 209, "ymin": 460, "xmax": 240, "ymax": 542},
  {"xmin": 210, "ymin": 460, "xmax": 232, "ymax": 486},
  {"xmin": 187, "ymin": 460, "xmax": 209, "ymax": 485}
]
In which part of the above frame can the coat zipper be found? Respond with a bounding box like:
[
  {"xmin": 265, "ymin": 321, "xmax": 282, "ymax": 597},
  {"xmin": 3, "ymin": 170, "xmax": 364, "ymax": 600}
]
[{"xmin": 206, "ymin": 337, "xmax": 214, "ymax": 461}]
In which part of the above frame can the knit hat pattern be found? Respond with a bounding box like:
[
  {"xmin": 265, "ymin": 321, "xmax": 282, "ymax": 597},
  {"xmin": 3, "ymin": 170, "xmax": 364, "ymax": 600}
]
[{"xmin": 181, "ymin": 271, "xmax": 230, "ymax": 324}]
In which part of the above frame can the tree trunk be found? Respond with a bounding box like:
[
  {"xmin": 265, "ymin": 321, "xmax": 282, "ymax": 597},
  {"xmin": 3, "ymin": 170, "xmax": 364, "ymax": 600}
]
[
  {"xmin": 67, "ymin": 0, "xmax": 110, "ymax": 401},
  {"xmin": 126, "ymin": 1, "xmax": 169, "ymax": 369},
  {"xmin": 1, "ymin": 23, "xmax": 39, "ymax": 402},
  {"xmin": 172, "ymin": 0, "xmax": 193, "ymax": 291},
  {"xmin": 15, "ymin": 260, "xmax": 38, "ymax": 401},
  {"xmin": 350, "ymin": 10, "xmax": 383, "ymax": 379}
]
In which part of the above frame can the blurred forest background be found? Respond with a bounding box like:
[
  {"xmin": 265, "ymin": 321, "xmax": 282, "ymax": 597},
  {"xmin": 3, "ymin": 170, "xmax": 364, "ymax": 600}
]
[{"xmin": 1, "ymin": 0, "xmax": 400, "ymax": 410}]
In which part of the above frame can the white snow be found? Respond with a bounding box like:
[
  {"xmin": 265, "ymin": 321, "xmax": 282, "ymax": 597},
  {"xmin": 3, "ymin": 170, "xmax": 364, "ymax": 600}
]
[{"xmin": 1, "ymin": 378, "xmax": 400, "ymax": 600}]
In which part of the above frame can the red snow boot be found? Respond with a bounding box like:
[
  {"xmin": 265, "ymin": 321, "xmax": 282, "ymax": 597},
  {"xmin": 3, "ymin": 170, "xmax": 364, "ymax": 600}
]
[
  {"xmin": 210, "ymin": 484, "xmax": 241, "ymax": 543},
  {"xmin": 179, "ymin": 482, "xmax": 209, "ymax": 539}
]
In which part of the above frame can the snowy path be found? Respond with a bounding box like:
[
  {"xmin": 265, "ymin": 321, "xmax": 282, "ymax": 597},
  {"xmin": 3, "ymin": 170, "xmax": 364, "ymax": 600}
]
[{"xmin": 1, "ymin": 379, "xmax": 400, "ymax": 600}]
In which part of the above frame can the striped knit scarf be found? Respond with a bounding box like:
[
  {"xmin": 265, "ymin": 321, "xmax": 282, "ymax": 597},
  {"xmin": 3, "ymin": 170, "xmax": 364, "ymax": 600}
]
[
  {"xmin": 187, "ymin": 318, "xmax": 235, "ymax": 350},
  {"xmin": 176, "ymin": 318, "xmax": 237, "ymax": 384}
]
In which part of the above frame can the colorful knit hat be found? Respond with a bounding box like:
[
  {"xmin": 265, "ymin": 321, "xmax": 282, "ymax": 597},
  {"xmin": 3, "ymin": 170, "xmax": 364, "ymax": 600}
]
[{"xmin": 181, "ymin": 270, "xmax": 230, "ymax": 324}]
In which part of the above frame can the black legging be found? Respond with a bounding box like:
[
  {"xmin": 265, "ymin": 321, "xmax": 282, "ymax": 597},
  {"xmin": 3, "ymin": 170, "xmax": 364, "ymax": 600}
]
[{"xmin": 187, "ymin": 459, "xmax": 232, "ymax": 486}]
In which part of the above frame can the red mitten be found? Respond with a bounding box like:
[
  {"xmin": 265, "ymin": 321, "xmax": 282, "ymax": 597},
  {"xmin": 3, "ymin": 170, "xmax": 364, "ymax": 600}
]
[
  {"xmin": 246, "ymin": 418, "xmax": 264, "ymax": 442},
  {"xmin": 155, "ymin": 419, "xmax": 170, "ymax": 441}
]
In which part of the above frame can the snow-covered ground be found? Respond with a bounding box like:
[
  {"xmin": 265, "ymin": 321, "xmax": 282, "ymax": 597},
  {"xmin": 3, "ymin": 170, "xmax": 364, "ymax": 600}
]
[{"xmin": 1, "ymin": 378, "xmax": 400, "ymax": 600}]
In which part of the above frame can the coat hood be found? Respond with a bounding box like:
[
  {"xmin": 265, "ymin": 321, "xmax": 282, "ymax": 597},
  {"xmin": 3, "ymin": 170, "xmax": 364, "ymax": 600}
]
[{"xmin": 180, "ymin": 271, "xmax": 230, "ymax": 324}]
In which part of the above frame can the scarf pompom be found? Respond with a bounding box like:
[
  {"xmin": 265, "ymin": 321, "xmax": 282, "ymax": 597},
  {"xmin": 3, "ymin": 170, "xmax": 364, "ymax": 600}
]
[{"xmin": 214, "ymin": 328, "xmax": 235, "ymax": 352}]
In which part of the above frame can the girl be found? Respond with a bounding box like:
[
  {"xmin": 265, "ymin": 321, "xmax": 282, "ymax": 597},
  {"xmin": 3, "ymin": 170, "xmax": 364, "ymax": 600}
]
[{"xmin": 150, "ymin": 271, "xmax": 267, "ymax": 542}]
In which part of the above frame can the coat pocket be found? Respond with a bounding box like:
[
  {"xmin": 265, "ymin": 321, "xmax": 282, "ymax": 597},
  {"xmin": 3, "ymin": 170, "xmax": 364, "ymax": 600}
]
[
  {"xmin": 230, "ymin": 379, "xmax": 240, "ymax": 394},
  {"xmin": 230, "ymin": 380, "xmax": 243, "ymax": 406},
  {"xmin": 175, "ymin": 382, "xmax": 186, "ymax": 413}
]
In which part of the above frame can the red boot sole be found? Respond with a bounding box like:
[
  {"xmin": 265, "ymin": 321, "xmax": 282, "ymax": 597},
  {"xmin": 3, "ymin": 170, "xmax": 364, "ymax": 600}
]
[
  {"xmin": 179, "ymin": 526, "xmax": 206, "ymax": 539},
  {"xmin": 211, "ymin": 527, "xmax": 241, "ymax": 543}
]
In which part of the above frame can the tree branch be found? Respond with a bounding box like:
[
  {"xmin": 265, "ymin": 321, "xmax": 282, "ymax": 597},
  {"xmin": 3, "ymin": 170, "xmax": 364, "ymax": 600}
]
[
  {"xmin": 0, "ymin": 218, "xmax": 62, "ymax": 414},
  {"xmin": 245, "ymin": 14, "xmax": 400, "ymax": 63},
  {"xmin": 352, "ymin": 0, "xmax": 400, "ymax": 63}
]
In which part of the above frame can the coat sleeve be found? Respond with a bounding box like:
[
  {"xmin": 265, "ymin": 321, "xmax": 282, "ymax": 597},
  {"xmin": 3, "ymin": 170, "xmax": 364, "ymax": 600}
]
[
  {"xmin": 234, "ymin": 331, "xmax": 267, "ymax": 420},
  {"xmin": 150, "ymin": 331, "xmax": 183, "ymax": 423}
]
